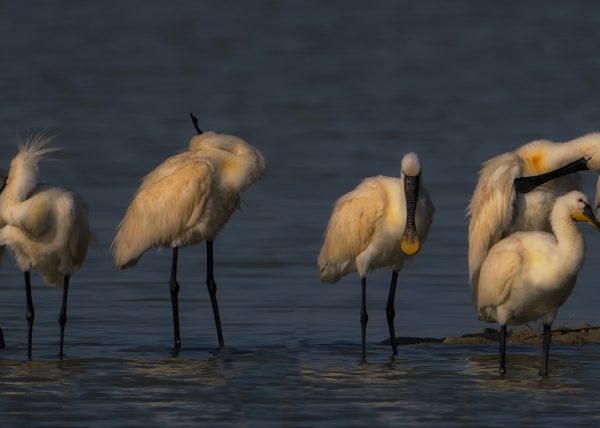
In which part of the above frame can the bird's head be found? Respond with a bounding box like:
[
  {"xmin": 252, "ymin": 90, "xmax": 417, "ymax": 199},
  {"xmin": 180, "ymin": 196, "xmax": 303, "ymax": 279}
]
[
  {"xmin": 514, "ymin": 134, "xmax": 600, "ymax": 194},
  {"xmin": 562, "ymin": 191, "xmax": 600, "ymax": 232}
]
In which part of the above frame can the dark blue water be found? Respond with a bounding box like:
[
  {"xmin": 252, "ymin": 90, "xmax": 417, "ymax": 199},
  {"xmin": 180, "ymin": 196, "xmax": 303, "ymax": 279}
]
[{"xmin": 1, "ymin": 1, "xmax": 600, "ymax": 426}]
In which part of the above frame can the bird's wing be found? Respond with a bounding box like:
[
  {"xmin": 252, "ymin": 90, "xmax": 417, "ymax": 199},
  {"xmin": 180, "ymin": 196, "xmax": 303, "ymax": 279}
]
[
  {"xmin": 318, "ymin": 178, "xmax": 386, "ymax": 271},
  {"xmin": 136, "ymin": 152, "xmax": 190, "ymax": 192},
  {"xmin": 467, "ymin": 152, "xmax": 523, "ymax": 293},
  {"xmin": 476, "ymin": 239, "xmax": 523, "ymax": 319},
  {"xmin": 112, "ymin": 158, "xmax": 213, "ymax": 268}
]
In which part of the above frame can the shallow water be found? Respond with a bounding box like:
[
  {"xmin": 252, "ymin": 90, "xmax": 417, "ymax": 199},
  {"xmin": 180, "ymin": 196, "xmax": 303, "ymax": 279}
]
[{"xmin": 1, "ymin": 0, "xmax": 600, "ymax": 426}]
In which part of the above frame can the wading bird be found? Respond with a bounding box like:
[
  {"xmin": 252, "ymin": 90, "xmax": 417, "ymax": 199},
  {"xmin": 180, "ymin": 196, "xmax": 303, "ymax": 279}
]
[
  {"xmin": 0, "ymin": 133, "xmax": 91, "ymax": 360},
  {"xmin": 112, "ymin": 114, "xmax": 265, "ymax": 350},
  {"xmin": 476, "ymin": 191, "xmax": 600, "ymax": 375},
  {"xmin": 467, "ymin": 133, "xmax": 600, "ymax": 296},
  {"xmin": 317, "ymin": 152, "xmax": 434, "ymax": 359}
]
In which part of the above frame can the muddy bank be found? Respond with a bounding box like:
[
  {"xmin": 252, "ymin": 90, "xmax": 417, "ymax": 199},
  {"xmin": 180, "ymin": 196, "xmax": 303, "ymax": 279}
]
[{"xmin": 385, "ymin": 325, "xmax": 600, "ymax": 346}]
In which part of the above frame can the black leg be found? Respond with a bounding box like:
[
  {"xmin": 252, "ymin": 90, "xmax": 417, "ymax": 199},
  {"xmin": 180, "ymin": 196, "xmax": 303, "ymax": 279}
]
[
  {"xmin": 0, "ymin": 328, "xmax": 4, "ymax": 349},
  {"xmin": 24, "ymin": 271, "xmax": 34, "ymax": 360},
  {"xmin": 360, "ymin": 277, "xmax": 369, "ymax": 360},
  {"xmin": 386, "ymin": 270, "xmax": 399, "ymax": 356},
  {"xmin": 169, "ymin": 247, "xmax": 182, "ymax": 350},
  {"xmin": 499, "ymin": 324, "xmax": 507, "ymax": 375},
  {"xmin": 540, "ymin": 323, "xmax": 552, "ymax": 376},
  {"xmin": 206, "ymin": 241, "xmax": 225, "ymax": 348},
  {"xmin": 58, "ymin": 275, "xmax": 70, "ymax": 360}
]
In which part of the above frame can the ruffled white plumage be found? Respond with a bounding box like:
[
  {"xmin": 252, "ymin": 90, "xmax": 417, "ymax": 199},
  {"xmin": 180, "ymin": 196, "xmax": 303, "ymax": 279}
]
[
  {"xmin": 476, "ymin": 191, "xmax": 594, "ymax": 326},
  {"xmin": 466, "ymin": 134, "xmax": 600, "ymax": 298},
  {"xmin": 112, "ymin": 131, "xmax": 265, "ymax": 269},
  {"xmin": 318, "ymin": 154, "xmax": 434, "ymax": 282},
  {"xmin": 0, "ymin": 132, "xmax": 91, "ymax": 286}
]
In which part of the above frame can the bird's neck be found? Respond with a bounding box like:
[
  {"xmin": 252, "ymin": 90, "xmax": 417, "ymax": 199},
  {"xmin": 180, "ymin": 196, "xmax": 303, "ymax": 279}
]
[
  {"xmin": 211, "ymin": 149, "xmax": 265, "ymax": 193},
  {"xmin": 3, "ymin": 162, "xmax": 38, "ymax": 203},
  {"xmin": 518, "ymin": 133, "xmax": 600, "ymax": 174},
  {"xmin": 550, "ymin": 209, "xmax": 585, "ymax": 270},
  {"xmin": 550, "ymin": 133, "xmax": 600, "ymax": 169}
]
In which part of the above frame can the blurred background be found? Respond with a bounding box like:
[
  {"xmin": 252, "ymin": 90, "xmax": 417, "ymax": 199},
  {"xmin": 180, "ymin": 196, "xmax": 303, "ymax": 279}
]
[{"xmin": 1, "ymin": 1, "xmax": 600, "ymax": 425}]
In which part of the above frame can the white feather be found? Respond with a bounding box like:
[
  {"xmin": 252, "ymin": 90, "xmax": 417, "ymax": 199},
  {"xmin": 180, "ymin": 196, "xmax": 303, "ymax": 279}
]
[
  {"xmin": 112, "ymin": 130, "xmax": 265, "ymax": 269},
  {"xmin": 0, "ymin": 132, "xmax": 91, "ymax": 286},
  {"xmin": 477, "ymin": 191, "xmax": 595, "ymax": 326},
  {"xmin": 318, "ymin": 153, "xmax": 434, "ymax": 282},
  {"xmin": 467, "ymin": 134, "xmax": 600, "ymax": 298}
]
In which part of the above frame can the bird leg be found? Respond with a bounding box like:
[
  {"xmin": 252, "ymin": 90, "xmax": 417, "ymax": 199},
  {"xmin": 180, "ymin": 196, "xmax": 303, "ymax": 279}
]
[
  {"xmin": 0, "ymin": 328, "xmax": 4, "ymax": 349},
  {"xmin": 24, "ymin": 271, "xmax": 34, "ymax": 360},
  {"xmin": 539, "ymin": 323, "xmax": 552, "ymax": 376},
  {"xmin": 169, "ymin": 247, "xmax": 182, "ymax": 350},
  {"xmin": 206, "ymin": 241, "xmax": 225, "ymax": 349},
  {"xmin": 499, "ymin": 324, "xmax": 507, "ymax": 375},
  {"xmin": 386, "ymin": 270, "xmax": 399, "ymax": 356},
  {"xmin": 360, "ymin": 277, "xmax": 369, "ymax": 360},
  {"xmin": 58, "ymin": 275, "xmax": 70, "ymax": 360}
]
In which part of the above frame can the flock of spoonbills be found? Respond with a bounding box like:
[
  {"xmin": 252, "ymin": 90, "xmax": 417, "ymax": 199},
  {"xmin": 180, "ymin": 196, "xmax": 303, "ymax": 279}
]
[{"xmin": 1, "ymin": 114, "xmax": 600, "ymax": 377}]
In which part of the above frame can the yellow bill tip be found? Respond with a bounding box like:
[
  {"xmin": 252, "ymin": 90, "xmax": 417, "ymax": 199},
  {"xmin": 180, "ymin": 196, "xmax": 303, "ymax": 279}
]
[
  {"xmin": 571, "ymin": 211, "xmax": 588, "ymax": 222},
  {"xmin": 400, "ymin": 237, "xmax": 421, "ymax": 256}
]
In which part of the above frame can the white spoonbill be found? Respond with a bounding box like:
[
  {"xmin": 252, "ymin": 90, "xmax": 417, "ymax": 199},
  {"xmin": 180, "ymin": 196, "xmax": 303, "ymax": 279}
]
[
  {"xmin": 112, "ymin": 114, "xmax": 265, "ymax": 350},
  {"xmin": 0, "ymin": 133, "xmax": 91, "ymax": 360},
  {"xmin": 317, "ymin": 152, "xmax": 434, "ymax": 359},
  {"xmin": 467, "ymin": 133, "xmax": 600, "ymax": 297},
  {"xmin": 477, "ymin": 190, "xmax": 600, "ymax": 375}
]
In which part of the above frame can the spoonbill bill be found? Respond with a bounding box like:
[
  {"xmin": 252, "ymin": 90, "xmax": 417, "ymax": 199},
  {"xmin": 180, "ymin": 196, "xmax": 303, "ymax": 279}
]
[
  {"xmin": 477, "ymin": 191, "xmax": 600, "ymax": 375},
  {"xmin": 467, "ymin": 133, "xmax": 600, "ymax": 297},
  {"xmin": 112, "ymin": 114, "xmax": 265, "ymax": 350},
  {"xmin": 0, "ymin": 132, "xmax": 91, "ymax": 360},
  {"xmin": 317, "ymin": 152, "xmax": 434, "ymax": 359}
]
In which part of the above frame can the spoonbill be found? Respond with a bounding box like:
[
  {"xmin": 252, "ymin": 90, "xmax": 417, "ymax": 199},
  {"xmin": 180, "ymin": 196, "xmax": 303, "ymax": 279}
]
[
  {"xmin": 476, "ymin": 190, "xmax": 600, "ymax": 375},
  {"xmin": 317, "ymin": 152, "xmax": 434, "ymax": 359},
  {"xmin": 112, "ymin": 114, "xmax": 265, "ymax": 350},
  {"xmin": 0, "ymin": 132, "xmax": 91, "ymax": 360},
  {"xmin": 467, "ymin": 133, "xmax": 600, "ymax": 296}
]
